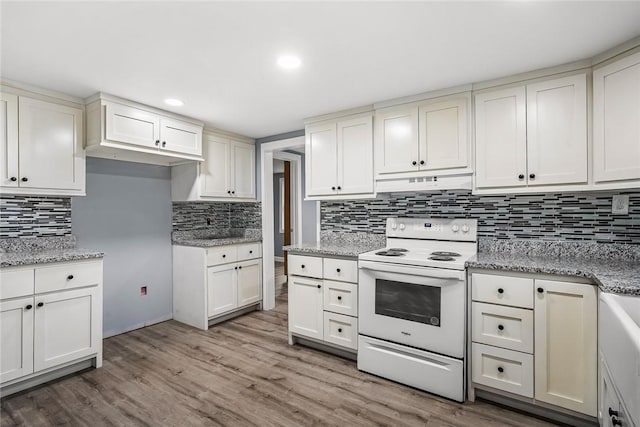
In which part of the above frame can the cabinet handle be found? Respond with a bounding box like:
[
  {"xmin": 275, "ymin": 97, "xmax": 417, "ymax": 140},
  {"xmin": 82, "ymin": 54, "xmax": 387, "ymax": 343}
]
[
  {"xmin": 518, "ymin": 174, "xmax": 524, "ymax": 180},
  {"xmin": 529, "ymin": 173, "xmax": 536, "ymax": 179},
  {"xmin": 37, "ymin": 302, "xmax": 44, "ymax": 308},
  {"xmin": 498, "ymin": 324, "xmax": 504, "ymax": 331},
  {"xmin": 338, "ymin": 328, "xmax": 343, "ymax": 333},
  {"xmin": 21, "ymin": 177, "xmax": 28, "ymax": 182},
  {"xmin": 67, "ymin": 274, "xmax": 74, "ymax": 280},
  {"xmin": 162, "ymin": 141, "xmax": 166, "ymax": 147},
  {"xmin": 331, "ymin": 186, "xmax": 336, "ymax": 190},
  {"xmin": 420, "ymin": 160, "xmax": 425, "ymax": 165},
  {"xmin": 537, "ymin": 287, "xmax": 544, "ymax": 294},
  {"xmin": 336, "ymin": 268, "xmax": 341, "ymax": 273},
  {"xmin": 25, "ymin": 304, "xmax": 33, "ymax": 310},
  {"xmin": 612, "ymin": 418, "xmax": 622, "ymax": 426},
  {"xmin": 497, "ymin": 366, "xmax": 504, "ymax": 373},
  {"xmin": 155, "ymin": 140, "xmax": 160, "ymax": 146},
  {"xmin": 497, "ymin": 288, "xmax": 504, "ymax": 294},
  {"xmin": 609, "ymin": 408, "xmax": 619, "ymax": 417},
  {"xmin": 412, "ymin": 161, "xmax": 417, "ymax": 166},
  {"xmin": 10, "ymin": 177, "xmax": 17, "ymax": 182},
  {"xmin": 316, "ymin": 284, "xmax": 321, "ymax": 289},
  {"xmin": 337, "ymin": 296, "xmax": 342, "ymax": 301}
]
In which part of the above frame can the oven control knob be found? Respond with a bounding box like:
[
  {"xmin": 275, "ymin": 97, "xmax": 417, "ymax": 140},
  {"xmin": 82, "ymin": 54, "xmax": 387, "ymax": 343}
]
[
  {"xmin": 399, "ymin": 223, "xmax": 405, "ymax": 231},
  {"xmin": 452, "ymin": 225, "xmax": 460, "ymax": 232},
  {"xmin": 462, "ymin": 224, "xmax": 470, "ymax": 233}
]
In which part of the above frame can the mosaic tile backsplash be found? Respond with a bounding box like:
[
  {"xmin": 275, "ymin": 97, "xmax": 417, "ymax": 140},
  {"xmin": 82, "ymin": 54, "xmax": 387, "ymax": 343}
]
[
  {"xmin": 321, "ymin": 191, "xmax": 640, "ymax": 244},
  {"xmin": 172, "ymin": 202, "xmax": 262, "ymax": 231},
  {"xmin": 1, "ymin": 196, "xmax": 72, "ymax": 238}
]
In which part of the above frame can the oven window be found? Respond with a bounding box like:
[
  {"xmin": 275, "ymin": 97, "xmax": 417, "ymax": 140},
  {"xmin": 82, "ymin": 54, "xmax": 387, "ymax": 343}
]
[{"xmin": 375, "ymin": 279, "xmax": 441, "ymax": 326}]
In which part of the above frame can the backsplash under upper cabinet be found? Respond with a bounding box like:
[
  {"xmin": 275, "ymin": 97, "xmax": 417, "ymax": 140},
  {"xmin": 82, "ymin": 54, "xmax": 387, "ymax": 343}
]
[
  {"xmin": 321, "ymin": 190, "xmax": 640, "ymax": 244},
  {"xmin": 172, "ymin": 201, "xmax": 261, "ymax": 232},
  {"xmin": 0, "ymin": 196, "xmax": 71, "ymax": 238}
]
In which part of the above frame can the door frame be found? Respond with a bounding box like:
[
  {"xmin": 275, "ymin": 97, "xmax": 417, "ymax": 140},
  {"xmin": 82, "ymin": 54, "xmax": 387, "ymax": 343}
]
[{"xmin": 260, "ymin": 136, "xmax": 304, "ymax": 310}]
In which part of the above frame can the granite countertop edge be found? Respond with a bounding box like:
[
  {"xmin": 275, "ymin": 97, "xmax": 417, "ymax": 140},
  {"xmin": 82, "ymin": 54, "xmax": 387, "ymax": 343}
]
[
  {"xmin": 1, "ymin": 249, "xmax": 105, "ymax": 268},
  {"xmin": 283, "ymin": 243, "xmax": 384, "ymax": 258},
  {"xmin": 172, "ymin": 237, "xmax": 263, "ymax": 248}
]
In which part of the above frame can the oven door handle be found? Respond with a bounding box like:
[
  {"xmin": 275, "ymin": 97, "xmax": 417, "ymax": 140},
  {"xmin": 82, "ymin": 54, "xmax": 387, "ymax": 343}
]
[{"xmin": 358, "ymin": 260, "xmax": 465, "ymax": 281}]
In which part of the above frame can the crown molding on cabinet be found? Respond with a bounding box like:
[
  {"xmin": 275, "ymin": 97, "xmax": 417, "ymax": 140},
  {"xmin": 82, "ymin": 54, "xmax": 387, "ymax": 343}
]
[
  {"xmin": 373, "ymin": 84, "xmax": 473, "ymax": 110},
  {"xmin": 203, "ymin": 128, "xmax": 254, "ymax": 145},
  {"xmin": 0, "ymin": 79, "xmax": 85, "ymax": 108},
  {"xmin": 304, "ymin": 105, "xmax": 374, "ymax": 125}
]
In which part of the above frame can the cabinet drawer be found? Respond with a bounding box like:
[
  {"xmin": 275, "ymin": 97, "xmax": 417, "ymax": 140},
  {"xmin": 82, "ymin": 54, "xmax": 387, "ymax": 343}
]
[
  {"xmin": 0, "ymin": 268, "xmax": 34, "ymax": 299},
  {"xmin": 207, "ymin": 246, "xmax": 237, "ymax": 266},
  {"xmin": 472, "ymin": 343, "xmax": 534, "ymax": 398},
  {"xmin": 289, "ymin": 255, "xmax": 323, "ymax": 279},
  {"xmin": 323, "ymin": 312, "xmax": 358, "ymax": 351},
  {"xmin": 35, "ymin": 261, "xmax": 102, "ymax": 294},
  {"xmin": 323, "ymin": 280, "xmax": 358, "ymax": 316},
  {"xmin": 472, "ymin": 273, "xmax": 533, "ymax": 308},
  {"xmin": 237, "ymin": 243, "xmax": 261, "ymax": 261},
  {"xmin": 323, "ymin": 258, "xmax": 358, "ymax": 283},
  {"xmin": 472, "ymin": 302, "xmax": 533, "ymax": 353}
]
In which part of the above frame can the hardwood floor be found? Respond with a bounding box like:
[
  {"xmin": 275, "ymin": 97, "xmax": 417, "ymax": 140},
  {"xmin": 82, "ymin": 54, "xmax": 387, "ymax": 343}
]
[{"xmin": 2, "ymin": 264, "xmax": 557, "ymax": 427}]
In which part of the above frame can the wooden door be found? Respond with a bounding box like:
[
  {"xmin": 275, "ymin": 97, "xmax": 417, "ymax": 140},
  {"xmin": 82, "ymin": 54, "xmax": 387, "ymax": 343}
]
[
  {"xmin": 200, "ymin": 134, "xmax": 231, "ymax": 198},
  {"xmin": 0, "ymin": 297, "xmax": 34, "ymax": 383},
  {"xmin": 231, "ymin": 142, "xmax": 256, "ymax": 199},
  {"xmin": 105, "ymin": 102, "xmax": 159, "ymax": 148},
  {"xmin": 305, "ymin": 122, "xmax": 338, "ymax": 196},
  {"xmin": 236, "ymin": 259, "xmax": 262, "ymax": 307},
  {"xmin": 374, "ymin": 106, "xmax": 419, "ymax": 175},
  {"xmin": 0, "ymin": 92, "xmax": 19, "ymax": 188},
  {"xmin": 288, "ymin": 276, "xmax": 323, "ymax": 340},
  {"xmin": 418, "ymin": 97, "xmax": 468, "ymax": 171},
  {"xmin": 337, "ymin": 115, "xmax": 374, "ymax": 195},
  {"xmin": 207, "ymin": 264, "xmax": 237, "ymax": 318},
  {"xmin": 159, "ymin": 117, "xmax": 201, "ymax": 156}
]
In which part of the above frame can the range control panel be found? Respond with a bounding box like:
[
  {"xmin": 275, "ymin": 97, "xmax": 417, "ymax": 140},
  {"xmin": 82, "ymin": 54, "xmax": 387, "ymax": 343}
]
[{"xmin": 386, "ymin": 217, "xmax": 478, "ymax": 242}]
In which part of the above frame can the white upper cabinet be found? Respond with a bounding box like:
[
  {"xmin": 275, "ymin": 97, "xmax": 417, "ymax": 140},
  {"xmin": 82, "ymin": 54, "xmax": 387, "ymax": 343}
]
[
  {"xmin": 418, "ymin": 97, "xmax": 468, "ymax": 170},
  {"xmin": 0, "ymin": 92, "xmax": 85, "ymax": 196},
  {"xmin": 374, "ymin": 107, "xmax": 419, "ymax": 175},
  {"xmin": 305, "ymin": 112, "xmax": 374, "ymax": 199},
  {"xmin": 593, "ymin": 51, "xmax": 640, "ymax": 185},
  {"xmin": 231, "ymin": 141, "xmax": 256, "ymax": 199},
  {"xmin": 474, "ymin": 73, "xmax": 588, "ymax": 192},
  {"xmin": 86, "ymin": 93, "xmax": 203, "ymax": 166},
  {"xmin": 200, "ymin": 134, "xmax": 231, "ymax": 198}
]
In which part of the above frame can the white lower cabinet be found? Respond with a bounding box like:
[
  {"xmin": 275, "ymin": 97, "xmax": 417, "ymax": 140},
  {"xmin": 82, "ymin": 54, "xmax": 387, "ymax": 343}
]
[
  {"xmin": 0, "ymin": 260, "xmax": 103, "ymax": 393},
  {"xmin": 173, "ymin": 242, "xmax": 262, "ymax": 330},
  {"xmin": 469, "ymin": 271, "xmax": 597, "ymax": 418},
  {"xmin": 288, "ymin": 254, "xmax": 359, "ymax": 351}
]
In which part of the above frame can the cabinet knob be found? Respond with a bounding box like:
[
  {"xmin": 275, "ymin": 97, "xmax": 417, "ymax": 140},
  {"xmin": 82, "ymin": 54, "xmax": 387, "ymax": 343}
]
[
  {"xmin": 10, "ymin": 177, "xmax": 17, "ymax": 182},
  {"xmin": 249, "ymin": 250, "xmax": 253, "ymax": 254},
  {"xmin": 529, "ymin": 173, "xmax": 536, "ymax": 179},
  {"xmin": 497, "ymin": 366, "xmax": 504, "ymax": 373},
  {"xmin": 227, "ymin": 190, "xmax": 231, "ymax": 194},
  {"xmin": 537, "ymin": 287, "xmax": 544, "ymax": 294},
  {"xmin": 338, "ymin": 328, "xmax": 343, "ymax": 333},
  {"xmin": 238, "ymin": 266, "xmax": 242, "ymax": 270},
  {"xmin": 162, "ymin": 141, "xmax": 166, "ymax": 147},
  {"xmin": 235, "ymin": 266, "xmax": 238, "ymax": 270},
  {"xmin": 331, "ymin": 186, "xmax": 336, "ymax": 190},
  {"xmin": 316, "ymin": 284, "xmax": 321, "ymax": 289},
  {"xmin": 67, "ymin": 274, "xmax": 74, "ymax": 280},
  {"xmin": 25, "ymin": 304, "xmax": 33, "ymax": 310},
  {"xmin": 609, "ymin": 408, "xmax": 619, "ymax": 417},
  {"xmin": 420, "ymin": 160, "xmax": 425, "ymax": 165},
  {"xmin": 37, "ymin": 302, "xmax": 44, "ymax": 308},
  {"xmin": 336, "ymin": 268, "xmax": 341, "ymax": 273},
  {"xmin": 412, "ymin": 161, "xmax": 417, "ymax": 166},
  {"xmin": 21, "ymin": 177, "xmax": 28, "ymax": 182},
  {"xmin": 155, "ymin": 140, "xmax": 160, "ymax": 146},
  {"xmin": 497, "ymin": 288, "xmax": 504, "ymax": 294},
  {"xmin": 222, "ymin": 254, "xmax": 226, "ymax": 258},
  {"xmin": 612, "ymin": 418, "xmax": 622, "ymax": 426},
  {"xmin": 231, "ymin": 191, "xmax": 235, "ymax": 194},
  {"xmin": 337, "ymin": 186, "xmax": 341, "ymax": 190},
  {"xmin": 498, "ymin": 324, "xmax": 504, "ymax": 331},
  {"xmin": 518, "ymin": 174, "xmax": 524, "ymax": 180},
  {"xmin": 301, "ymin": 265, "xmax": 305, "ymax": 269}
]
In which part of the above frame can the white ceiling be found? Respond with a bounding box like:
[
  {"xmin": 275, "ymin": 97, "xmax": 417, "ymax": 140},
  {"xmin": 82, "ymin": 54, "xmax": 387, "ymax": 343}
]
[{"xmin": 2, "ymin": 2, "xmax": 640, "ymax": 139}]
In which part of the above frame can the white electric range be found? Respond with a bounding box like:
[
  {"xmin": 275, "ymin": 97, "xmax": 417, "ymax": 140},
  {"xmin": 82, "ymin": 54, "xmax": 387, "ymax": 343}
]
[{"xmin": 357, "ymin": 217, "xmax": 478, "ymax": 402}]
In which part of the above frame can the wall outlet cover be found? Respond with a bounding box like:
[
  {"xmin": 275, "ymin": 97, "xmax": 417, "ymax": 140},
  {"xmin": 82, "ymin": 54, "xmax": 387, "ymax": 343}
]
[{"xmin": 612, "ymin": 195, "xmax": 630, "ymax": 215}]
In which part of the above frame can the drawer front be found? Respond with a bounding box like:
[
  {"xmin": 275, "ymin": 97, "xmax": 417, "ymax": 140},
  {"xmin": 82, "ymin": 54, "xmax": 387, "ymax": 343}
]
[
  {"xmin": 207, "ymin": 246, "xmax": 238, "ymax": 266},
  {"xmin": 472, "ymin": 273, "xmax": 533, "ymax": 308},
  {"xmin": 323, "ymin": 258, "xmax": 358, "ymax": 283},
  {"xmin": 472, "ymin": 302, "xmax": 533, "ymax": 353},
  {"xmin": 289, "ymin": 255, "xmax": 323, "ymax": 279},
  {"xmin": 237, "ymin": 242, "xmax": 261, "ymax": 261},
  {"xmin": 35, "ymin": 261, "xmax": 102, "ymax": 294},
  {"xmin": 472, "ymin": 343, "xmax": 534, "ymax": 398},
  {"xmin": 0, "ymin": 268, "xmax": 35, "ymax": 300},
  {"xmin": 323, "ymin": 280, "xmax": 358, "ymax": 316},
  {"xmin": 323, "ymin": 312, "xmax": 358, "ymax": 350}
]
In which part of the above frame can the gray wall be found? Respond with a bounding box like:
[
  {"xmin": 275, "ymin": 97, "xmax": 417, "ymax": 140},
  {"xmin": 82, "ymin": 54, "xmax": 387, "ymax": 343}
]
[
  {"xmin": 273, "ymin": 173, "xmax": 284, "ymax": 257},
  {"xmin": 72, "ymin": 158, "xmax": 173, "ymax": 337}
]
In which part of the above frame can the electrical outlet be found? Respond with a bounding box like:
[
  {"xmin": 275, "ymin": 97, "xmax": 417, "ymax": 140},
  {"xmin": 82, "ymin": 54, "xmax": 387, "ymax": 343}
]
[
  {"xmin": 612, "ymin": 195, "xmax": 629, "ymax": 215},
  {"xmin": 140, "ymin": 286, "xmax": 147, "ymax": 296}
]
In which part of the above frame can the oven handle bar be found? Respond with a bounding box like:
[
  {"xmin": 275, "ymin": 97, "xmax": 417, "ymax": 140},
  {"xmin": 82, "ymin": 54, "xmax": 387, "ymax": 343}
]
[{"xmin": 358, "ymin": 260, "xmax": 465, "ymax": 281}]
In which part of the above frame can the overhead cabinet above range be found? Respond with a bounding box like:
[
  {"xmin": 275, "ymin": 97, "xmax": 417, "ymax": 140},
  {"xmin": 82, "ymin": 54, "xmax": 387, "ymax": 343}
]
[{"xmin": 85, "ymin": 93, "xmax": 204, "ymax": 166}]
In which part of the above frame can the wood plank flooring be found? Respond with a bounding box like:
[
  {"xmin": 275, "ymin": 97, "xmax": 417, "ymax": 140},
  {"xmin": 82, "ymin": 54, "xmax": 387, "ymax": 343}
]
[{"xmin": 1, "ymin": 263, "xmax": 558, "ymax": 426}]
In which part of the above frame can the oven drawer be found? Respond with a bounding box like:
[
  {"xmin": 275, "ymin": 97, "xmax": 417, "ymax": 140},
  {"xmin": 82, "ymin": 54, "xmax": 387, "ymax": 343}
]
[
  {"xmin": 323, "ymin": 280, "xmax": 357, "ymax": 316},
  {"xmin": 323, "ymin": 312, "xmax": 358, "ymax": 350},
  {"xmin": 472, "ymin": 342, "xmax": 534, "ymax": 397},
  {"xmin": 472, "ymin": 273, "xmax": 533, "ymax": 309},
  {"xmin": 289, "ymin": 255, "xmax": 323, "ymax": 279},
  {"xmin": 472, "ymin": 302, "xmax": 533, "ymax": 353},
  {"xmin": 323, "ymin": 258, "xmax": 358, "ymax": 283}
]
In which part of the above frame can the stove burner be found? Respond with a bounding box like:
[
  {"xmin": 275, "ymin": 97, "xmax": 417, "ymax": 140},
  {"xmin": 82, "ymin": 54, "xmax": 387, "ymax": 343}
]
[
  {"xmin": 428, "ymin": 256, "xmax": 456, "ymax": 261},
  {"xmin": 376, "ymin": 250, "xmax": 406, "ymax": 257},
  {"xmin": 387, "ymin": 248, "xmax": 408, "ymax": 252},
  {"xmin": 430, "ymin": 251, "xmax": 461, "ymax": 257}
]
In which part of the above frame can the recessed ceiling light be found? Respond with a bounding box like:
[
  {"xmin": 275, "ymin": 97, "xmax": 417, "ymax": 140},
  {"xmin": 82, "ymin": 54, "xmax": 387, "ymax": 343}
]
[
  {"xmin": 277, "ymin": 55, "xmax": 302, "ymax": 69},
  {"xmin": 164, "ymin": 98, "xmax": 184, "ymax": 106}
]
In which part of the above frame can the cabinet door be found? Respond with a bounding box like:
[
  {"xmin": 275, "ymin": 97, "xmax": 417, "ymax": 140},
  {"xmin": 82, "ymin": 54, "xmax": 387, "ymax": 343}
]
[
  {"xmin": 600, "ymin": 359, "xmax": 621, "ymax": 427},
  {"xmin": 200, "ymin": 134, "xmax": 231, "ymax": 198},
  {"xmin": 593, "ymin": 52, "xmax": 640, "ymax": 183},
  {"xmin": 105, "ymin": 102, "xmax": 160, "ymax": 149},
  {"xmin": 207, "ymin": 264, "xmax": 237, "ymax": 318},
  {"xmin": 0, "ymin": 92, "xmax": 19, "ymax": 188},
  {"xmin": 18, "ymin": 97, "xmax": 84, "ymax": 191},
  {"xmin": 0, "ymin": 297, "xmax": 34, "ymax": 383},
  {"xmin": 33, "ymin": 287, "xmax": 99, "ymax": 372},
  {"xmin": 374, "ymin": 106, "xmax": 419, "ymax": 175},
  {"xmin": 337, "ymin": 115, "xmax": 373, "ymax": 195},
  {"xmin": 534, "ymin": 279, "xmax": 597, "ymax": 416},
  {"xmin": 237, "ymin": 259, "xmax": 261, "ymax": 307},
  {"xmin": 474, "ymin": 87, "xmax": 527, "ymax": 188},
  {"xmin": 418, "ymin": 97, "xmax": 468, "ymax": 171},
  {"xmin": 288, "ymin": 276, "xmax": 323, "ymax": 340},
  {"xmin": 526, "ymin": 74, "xmax": 588, "ymax": 186},
  {"xmin": 159, "ymin": 117, "xmax": 202, "ymax": 156},
  {"xmin": 231, "ymin": 142, "xmax": 256, "ymax": 199},
  {"xmin": 306, "ymin": 122, "xmax": 338, "ymax": 196}
]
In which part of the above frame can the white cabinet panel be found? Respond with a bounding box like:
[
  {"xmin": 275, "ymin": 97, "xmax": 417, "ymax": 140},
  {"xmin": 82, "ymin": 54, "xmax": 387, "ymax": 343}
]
[
  {"xmin": 232, "ymin": 142, "xmax": 255, "ymax": 199},
  {"xmin": 375, "ymin": 107, "xmax": 419, "ymax": 175},
  {"xmin": 471, "ymin": 273, "xmax": 534, "ymax": 309},
  {"xmin": 0, "ymin": 297, "xmax": 34, "ymax": 383},
  {"xmin": 0, "ymin": 92, "xmax": 18, "ymax": 187},
  {"xmin": 472, "ymin": 302, "xmax": 533, "ymax": 353},
  {"xmin": 18, "ymin": 97, "xmax": 84, "ymax": 191},
  {"xmin": 418, "ymin": 98, "xmax": 468, "ymax": 171},
  {"xmin": 0, "ymin": 268, "xmax": 34, "ymax": 300},
  {"xmin": 237, "ymin": 259, "xmax": 261, "ymax": 307},
  {"xmin": 322, "ymin": 258, "xmax": 358, "ymax": 283},
  {"xmin": 200, "ymin": 134, "xmax": 231, "ymax": 198},
  {"xmin": 534, "ymin": 279, "xmax": 597, "ymax": 416},
  {"xmin": 474, "ymin": 87, "xmax": 527, "ymax": 188},
  {"xmin": 33, "ymin": 287, "xmax": 99, "ymax": 372},
  {"xmin": 594, "ymin": 51, "xmax": 640, "ymax": 183},
  {"xmin": 323, "ymin": 280, "xmax": 358, "ymax": 317},
  {"xmin": 160, "ymin": 118, "xmax": 201, "ymax": 156},
  {"xmin": 288, "ymin": 276, "xmax": 323, "ymax": 340},
  {"xmin": 288, "ymin": 255, "xmax": 323, "ymax": 279},
  {"xmin": 34, "ymin": 261, "xmax": 102, "ymax": 294},
  {"xmin": 306, "ymin": 122, "xmax": 338, "ymax": 196},
  {"xmin": 323, "ymin": 312, "xmax": 358, "ymax": 350},
  {"xmin": 526, "ymin": 74, "xmax": 588, "ymax": 186},
  {"xmin": 105, "ymin": 102, "xmax": 159, "ymax": 148},
  {"xmin": 472, "ymin": 342, "xmax": 534, "ymax": 398},
  {"xmin": 337, "ymin": 115, "xmax": 373, "ymax": 195},
  {"xmin": 207, "ymin": 265, "xmax": 237, "ymax": 318}
]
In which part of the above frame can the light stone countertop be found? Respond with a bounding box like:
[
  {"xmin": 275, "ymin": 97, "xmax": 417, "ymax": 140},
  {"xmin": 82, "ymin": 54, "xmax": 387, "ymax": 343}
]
[
  {"xmin": 0, "ymin": 248, "xmax": 104, "ymax": 268},
  {"xmin": 283, "ymin": 242, "xmax": 384, "ymax": 259}
]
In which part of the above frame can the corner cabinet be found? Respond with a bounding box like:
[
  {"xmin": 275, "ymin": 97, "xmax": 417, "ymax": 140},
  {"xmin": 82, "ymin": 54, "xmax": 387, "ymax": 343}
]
[
  {"xmin": 0, "ymin": 91, "xmax": 85, "ymax": 196},
  {"xmin": 173, "ymin": 242, "xmax": 262, "ymax": 330},
  {"xmin": 593, "ymin": 51, "xmax": 640, "ymax": 189},
  {"xmin": 0, "ymin": 259, "xmax": 103, "ymax": 395},
  {"xmin": 305, "ymin": 112, "xmax": 374, "ymax": 199},
  {"xmin": 171, "ymin": 131, "xmax": 256, "ymax": 202},
  {"xmin": 474, "ymin": 73, "xmax": 588, "ymax": 193}
]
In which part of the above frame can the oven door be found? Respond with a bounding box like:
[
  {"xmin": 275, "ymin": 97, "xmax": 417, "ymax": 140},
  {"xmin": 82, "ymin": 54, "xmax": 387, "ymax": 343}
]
[{"xmin": 358, "ymin": 260, "xmax": 466, "ymax": 358}]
